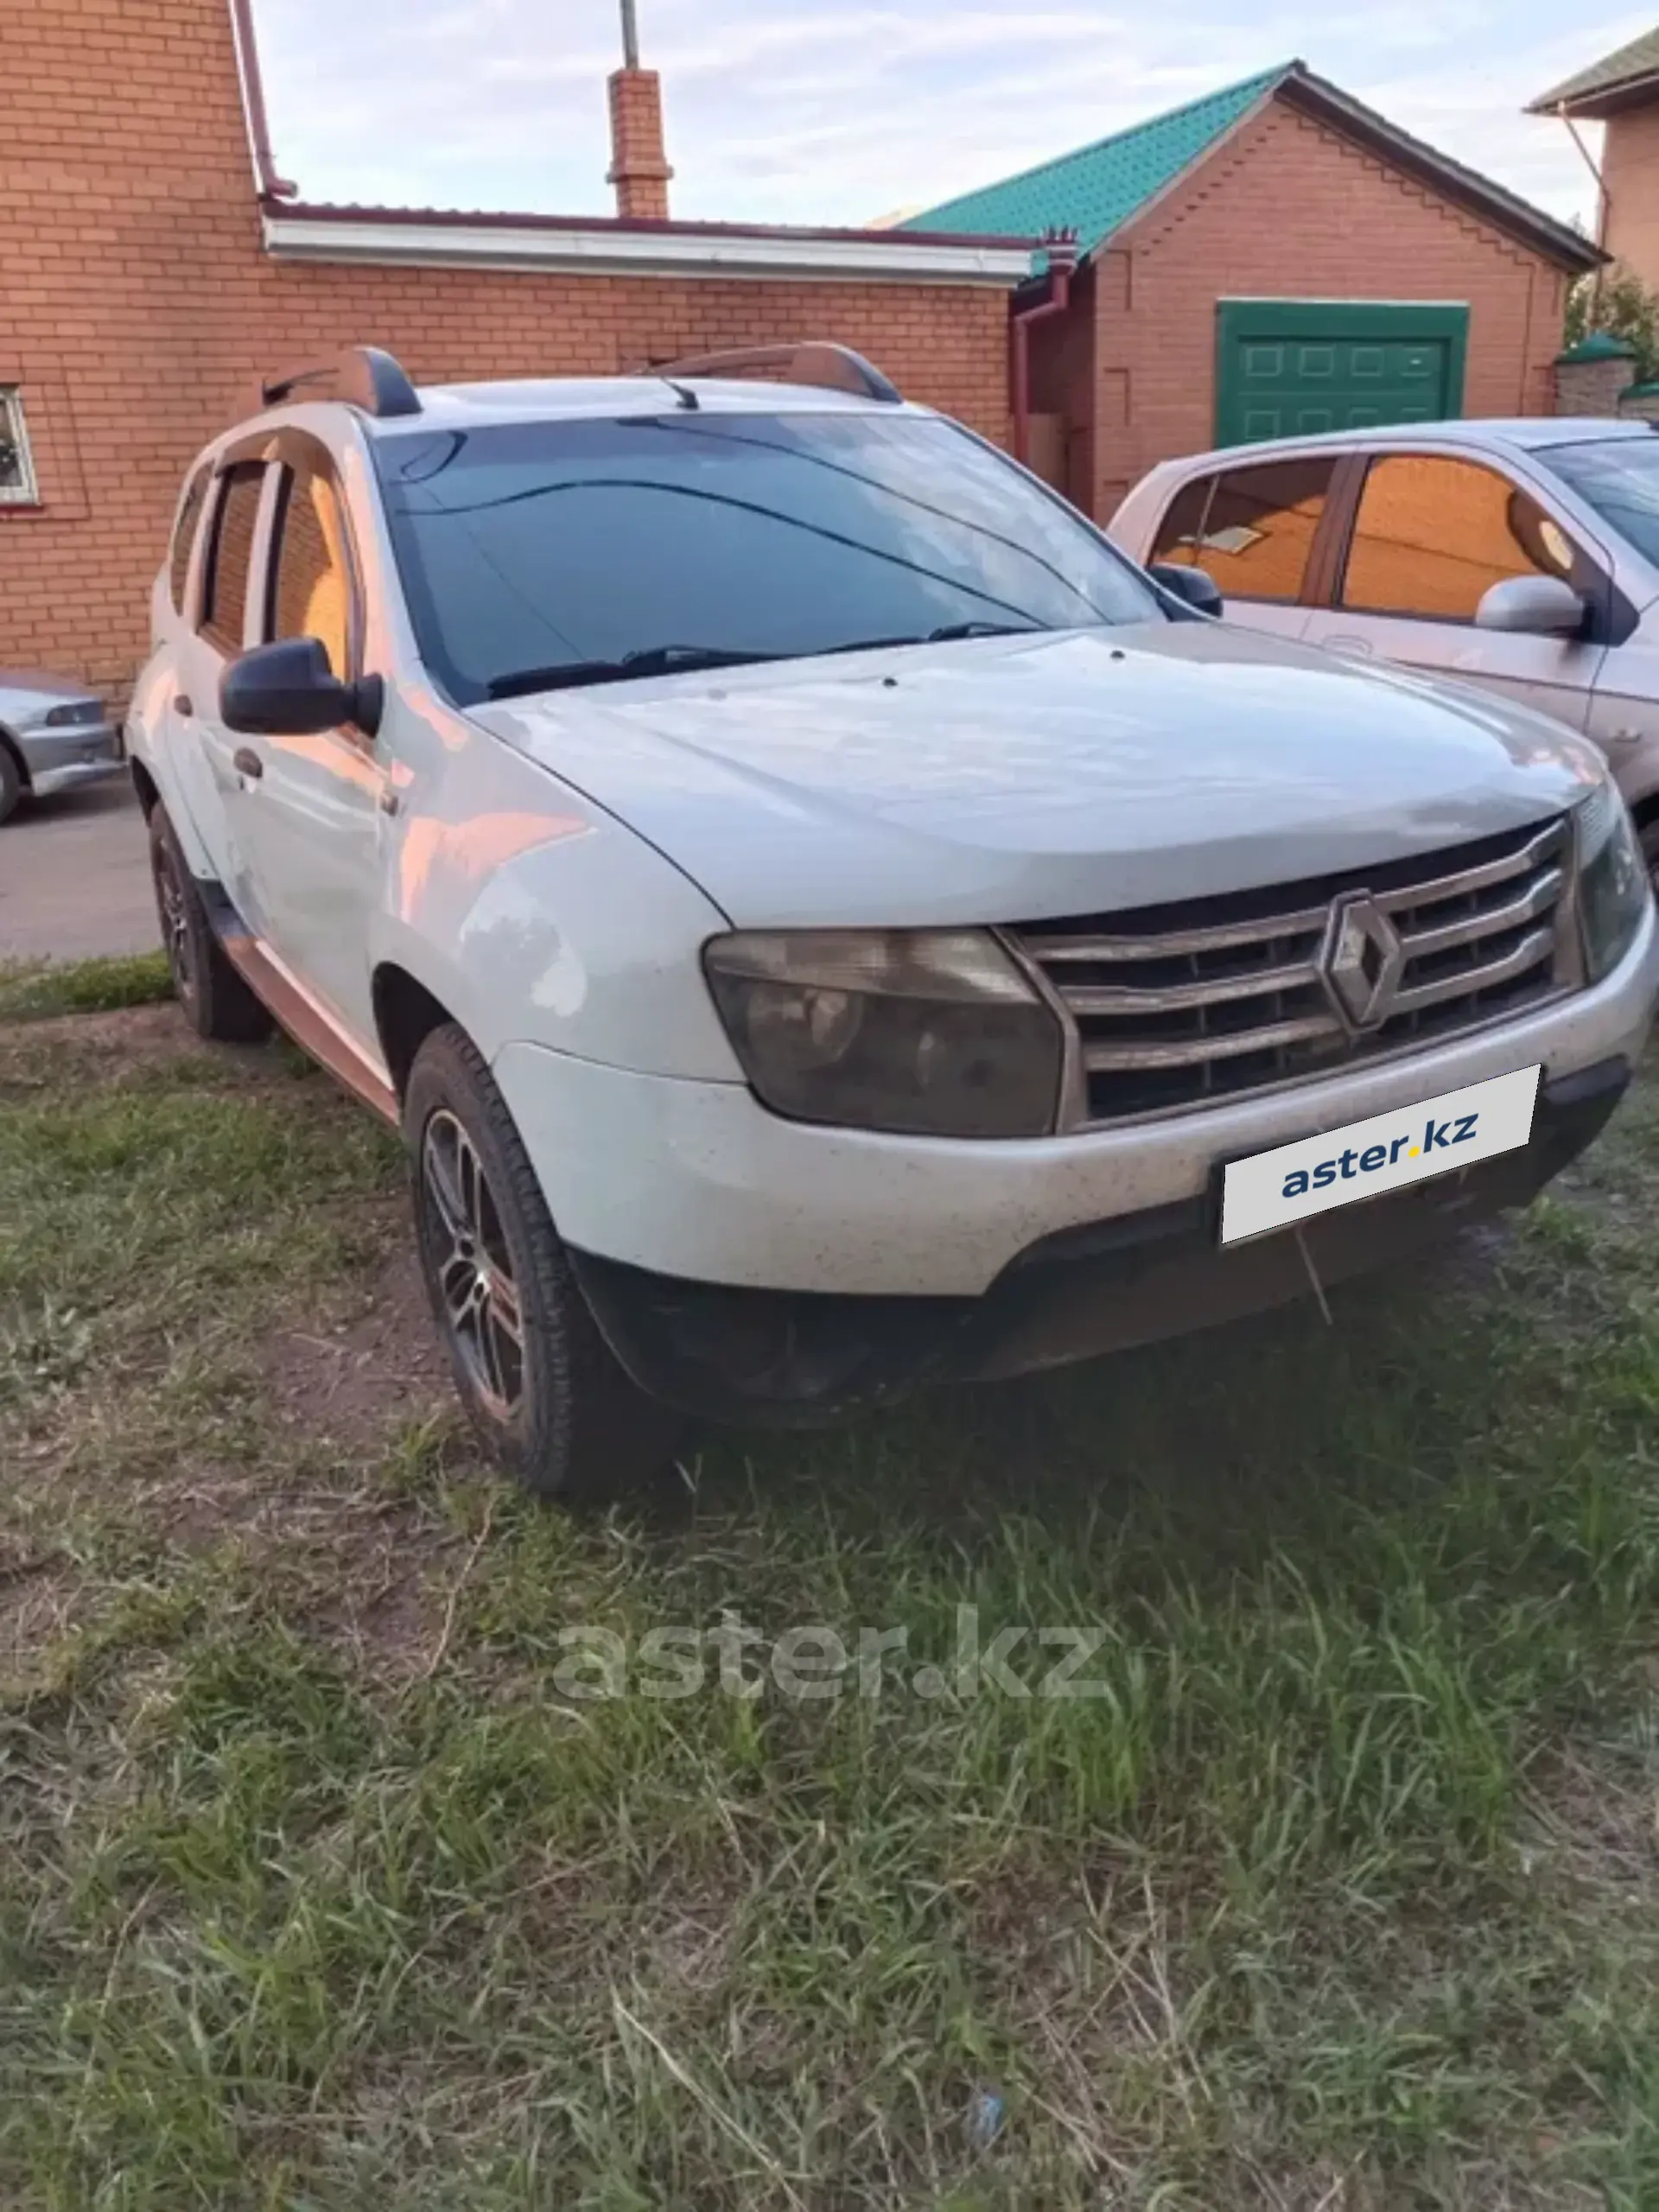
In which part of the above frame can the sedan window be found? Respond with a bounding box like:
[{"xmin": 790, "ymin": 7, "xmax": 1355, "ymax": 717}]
[
  {"xmin": 1151, "ymin": 458, "xmax": 1335, "ymax": 604},
  {"xmin": 1539, "ymin": 437, "xmax": 1659, "ymax": 569},
  {"xmin": 1340, "ymin": 454, "xmax": 1576, "ymax": 622}
]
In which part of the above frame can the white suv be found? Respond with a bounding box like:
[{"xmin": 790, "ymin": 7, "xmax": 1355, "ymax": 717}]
[{"xmin": 128, "ymin": 344, "xmax": 1658, "ymax": 1497}]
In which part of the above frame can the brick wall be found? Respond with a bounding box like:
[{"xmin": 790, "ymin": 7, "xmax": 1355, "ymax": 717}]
[
  {"xmin": 1603, "ymin": 106, "xmax": 1659, "ymax": 296},
  {"xmin": 1, "ymin": 0, "xmax": 1013, "ymax": 697},
  {"xmin": 1079, "ymin": 97, "xmax": 1567, "ymax": 519}
]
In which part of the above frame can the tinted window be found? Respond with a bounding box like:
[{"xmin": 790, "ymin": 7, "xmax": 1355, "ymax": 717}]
[
  {"xmin": 169, "ymin": 469, "xmax": 208, "ymax": 613},
  {"xmin": 373, "ymin": 411, "xmax": 1161, "ymax": 704},
  {"xmin": 200, "ymin": 463, "xmax": 265, "ymax": 656},
  {"xmin": 1192, "ymin": 460, "xmax": 1335, "ymax": 602},
  {"xmin": 270, "ymin": 469, "xmax": 352, "ymax": 677},
  {"xmin": 1341, "ymin": 454, "xmax": 1576, "ymax": 621},
  {"xmin": 1149, "ymin": 476, "xmax": 1214, "ymax": 568},
  {"xmin": 1539, "ymin": 437, "xmax": 1659, "ymax": 568}
]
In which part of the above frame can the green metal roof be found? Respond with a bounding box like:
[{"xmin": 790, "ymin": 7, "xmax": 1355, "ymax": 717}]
[
  {"xmin": 899, "ymin": 66, "xmax": 1287, "ymax": 258},
  {"xmin": 1528, "ymin": 29, "xmax": 1659, "ymax": 118}
]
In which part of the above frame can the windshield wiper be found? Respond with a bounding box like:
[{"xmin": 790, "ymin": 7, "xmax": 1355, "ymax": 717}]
[
  {"xmin": 794, "ymin": 620, "xmax": 1047, "ymax": 661},
  {"xmin": 483, "ymin": 622, "xmax": 1050, "ymax": 699},
  {"xmin": 485, "ymin": 644, "xmax": 780, "ymax": 698}
]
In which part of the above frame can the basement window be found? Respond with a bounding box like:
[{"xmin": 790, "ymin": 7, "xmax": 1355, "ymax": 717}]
[{"xmin": 0, "ymin": 390, "xmax": 39, "ymax": 505}]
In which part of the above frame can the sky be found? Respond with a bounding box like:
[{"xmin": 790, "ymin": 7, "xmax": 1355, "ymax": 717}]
[{"xmin": 251, "ymin": 0, "xmax": 1643, "ymax": 233}]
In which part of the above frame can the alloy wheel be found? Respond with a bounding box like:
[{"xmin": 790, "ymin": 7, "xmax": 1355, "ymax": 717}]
[{"xmin": 421, "ymin": 1108, "xmax": 526, "ymax": 1422}]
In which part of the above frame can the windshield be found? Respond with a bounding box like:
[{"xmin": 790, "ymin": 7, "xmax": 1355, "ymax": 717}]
[
  {"xmin": 372, "ymin": 410, "xmax": 1162, "ymax": 703},
  {"xmin": 1536, "ymin": 436, "xmax": 1659, "ymax": 568}
]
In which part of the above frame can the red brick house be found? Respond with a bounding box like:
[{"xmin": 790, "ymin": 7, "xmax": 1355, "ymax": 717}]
[
  {"xmin": 905, "ymin": 63, "xmax": 1601, "ymax": 522},
  {"xmin": 1529, "ymin": 29, "xmax": 1659, "ymax": 296},
  {"xmin": 1, "ymin": 0, "xmax": 1033, "ymax": 696}
]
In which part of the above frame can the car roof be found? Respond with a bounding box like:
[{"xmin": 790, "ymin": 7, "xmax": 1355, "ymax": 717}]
[{"xmin": 1152, "ymin": 416, "xmax": 1657, "ymax": 474}]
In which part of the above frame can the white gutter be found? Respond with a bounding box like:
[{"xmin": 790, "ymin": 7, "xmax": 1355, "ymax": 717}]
[{"xmin": 261, "ymin": 211, "xmax": 1033, "ymax": 287}]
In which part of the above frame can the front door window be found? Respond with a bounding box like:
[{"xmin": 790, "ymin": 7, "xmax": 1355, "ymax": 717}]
[{"xmin": 1339, "ymin": 454, "xmax": 1576, "ymax": 621}]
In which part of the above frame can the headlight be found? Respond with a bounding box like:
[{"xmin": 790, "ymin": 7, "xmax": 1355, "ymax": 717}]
[
  {"xmin": 41, "ymin": 699, "xmax": 104, "ymax": 728},
  {"xmin": 1576, "ymin": 779, "xmax": 1651, "ymax": 984},
  {"xmin": 702, "ymin": 929, "xmax": 1064, "ymax": 1138}
]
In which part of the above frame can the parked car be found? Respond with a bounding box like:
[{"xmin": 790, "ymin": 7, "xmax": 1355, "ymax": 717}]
[
  {"xmin": 1109, "ymin": 419, "xmax": 1659, "ymax": 875},
  {"xmin": 0, "ymin": 670, "xmax": 124, "ymax": 823},
  {"xmin": 126, "ymin": 345, "xmax": 1656, "ymax": 1498}
]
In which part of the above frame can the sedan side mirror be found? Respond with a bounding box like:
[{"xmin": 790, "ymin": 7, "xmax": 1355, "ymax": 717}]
[
  {"xmin": 1474, "ymin": 575, "xmax": 1588, "ymax": 640},
  {"xmin": 220, "ymin": 637, "xmax": 385, "ymax": 739},
  {"xmin": 1147, "ymin": 562, "xmax": 1224, "ymax": 618}
]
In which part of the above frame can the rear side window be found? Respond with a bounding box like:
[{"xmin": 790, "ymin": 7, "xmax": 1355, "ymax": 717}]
[
  {"xmin": 199, "ymin": 462, "xmax": 265, "ymax": 657},
  {"xmin": 168, "ymin": 469, "xmax": 208, "ymax": 614},
  {"xmin": 269, "ymin": 469, "xmax": 353, "ymax": 678},
  {"xmin": 1149, "ymin": 477, "xmax": 1214, "ymax": 568},
  {"xmin": 1340, "ymin": 454, "xmax": 1577, "ymax": 621},
  {"xmin": 1176, "ymin": 459, "xmax": 1336, "ymax": 603}
]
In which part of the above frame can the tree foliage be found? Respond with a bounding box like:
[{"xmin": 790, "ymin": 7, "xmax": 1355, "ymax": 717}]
[{"xmin": 1565, "ymin": 264, "xmax": 1659, "ymax": 383}]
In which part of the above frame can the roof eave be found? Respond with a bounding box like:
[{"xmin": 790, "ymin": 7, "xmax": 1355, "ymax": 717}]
[
  {"xmin": 1526, "ymin": 71, "xmax": 1659, "ymax": 121},
  {"xmin": 259, "ymin": 202, "xmax": 1038, "ymax": 285}
]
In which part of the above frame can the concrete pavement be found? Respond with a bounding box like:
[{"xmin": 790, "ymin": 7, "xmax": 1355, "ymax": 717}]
[{"xmin": 0, "ymin": 778, "xmax": 158, "ymax": 961}]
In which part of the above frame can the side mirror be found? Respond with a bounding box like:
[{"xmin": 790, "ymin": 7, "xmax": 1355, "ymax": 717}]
[
  {"xmin": 1148, "ymin": 562, "xmax": 1224, "ymax": 618},
  {"xmin": 220, "ymin": 637, "xmax": 385, "ymax": 738},
  {"xmin": 1474, "ymin": 575, "xmax": 1587, "ymax": 639}
]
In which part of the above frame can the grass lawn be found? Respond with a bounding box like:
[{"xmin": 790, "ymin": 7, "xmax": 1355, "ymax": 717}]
[{"xmin": 4, "ymin": 962, "xmax": 1659, "ymax": 2207}]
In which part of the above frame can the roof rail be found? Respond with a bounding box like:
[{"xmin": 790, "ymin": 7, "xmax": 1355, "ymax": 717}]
[
  {"xmin": 641, "ymin": 342, "xmax": 903, "ymax": 404},
  {"xmin": 260, "ymin": 345, "xmax": 422, "ymax": 418}
]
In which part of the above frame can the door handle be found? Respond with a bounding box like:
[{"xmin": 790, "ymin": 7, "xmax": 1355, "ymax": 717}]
[
  {"xmin": 174, "ymin": 694, "xmax": 194, "ymax": 718},
  {"xmin": 232, "ymin": 746, "xmax": 264, "ymax": 780}
]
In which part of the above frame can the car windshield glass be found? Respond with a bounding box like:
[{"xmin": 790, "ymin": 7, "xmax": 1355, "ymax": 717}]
[
  {"xmin": 372, "ymin": 410, "xmax": 1162, "ymax": 704},
  {"xmin": 1537, "ymin": 436, "xmax": 1659, "ymax": 567}
]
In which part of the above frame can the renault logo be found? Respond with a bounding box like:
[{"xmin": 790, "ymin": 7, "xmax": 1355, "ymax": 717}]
[{"xmin": 1320, "ymin": 893, "xmax": 1404, "ymax": 1032}]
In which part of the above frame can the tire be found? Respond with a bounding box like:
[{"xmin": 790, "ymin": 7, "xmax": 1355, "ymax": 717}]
[
  {"xmin": 404, "ymin": 1023, "xmax": 681, "ymax": 1500},
  {"xmin": 148, "ymin": 804, "xmax": 273, "ymax": 1042},
  {"xmin": 1640, "ymin": 817, "xmax": 1659, "ymax": 896},
  {"xmin": 0, "ymin": 743, "xmax": 22, "ymax": 825}
]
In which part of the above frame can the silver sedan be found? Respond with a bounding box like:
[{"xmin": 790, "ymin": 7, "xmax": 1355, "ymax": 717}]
[
  {"xmin": 0, "ymin": 669, "xmax": 125, "ymax": 824},
  {"xmin": 1109, "ymin": 417, "xmax": 1659, "ymax": 875}
]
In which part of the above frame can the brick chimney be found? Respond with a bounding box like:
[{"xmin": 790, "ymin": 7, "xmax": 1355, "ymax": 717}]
[{"xmin": 607, "ymin": 0, "xmax": 672, "ymax": 221}]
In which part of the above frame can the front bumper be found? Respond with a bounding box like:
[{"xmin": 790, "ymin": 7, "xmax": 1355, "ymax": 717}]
[
  {"xmin": 493, "ymin": 898, "xmax": 1659, "ymax": 1301},
  {"xmin": 570, "ymin": 1056, "xmax": 1632, "ymax": 1421},
  {"xmin": 22, "ymin": 721, "xmax": 124, "ymax": 798}
]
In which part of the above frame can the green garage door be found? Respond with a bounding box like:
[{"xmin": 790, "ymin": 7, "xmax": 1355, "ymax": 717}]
[{"xmin": 1216, "ymin": 301, "xmax": 1468, "ymax": 448}]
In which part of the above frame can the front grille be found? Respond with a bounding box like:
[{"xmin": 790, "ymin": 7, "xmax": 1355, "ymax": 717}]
[{"xmin": 1010, "ymin": 815, "xmax": 1574, "ymax": 1125}]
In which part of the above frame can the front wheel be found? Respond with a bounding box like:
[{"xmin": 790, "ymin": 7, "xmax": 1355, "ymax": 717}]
[
  {"xmin": 404, "ymin": 1024, "xmax": 681, "ymax": 1499},
  {"xmin": 1641, "ymin": 818, "xmax": 1659, "ymax": 897}
]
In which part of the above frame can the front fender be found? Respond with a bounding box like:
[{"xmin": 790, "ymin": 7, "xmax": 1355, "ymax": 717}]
[{"xmin": 368, "ymin": 705, "xmax": 741, "ymax": 1082}]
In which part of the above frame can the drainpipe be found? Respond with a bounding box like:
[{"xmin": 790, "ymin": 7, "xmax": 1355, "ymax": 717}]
[
  {"xmin": 227, "ymin": 0, "xmax": 298, "ymax": 201},
  {"xmin": 1554, "ymin": 106, "xmax": 1608, "ymax": 317},
  {"xmin": 1010, "ymin": 228, "xmax": 1079, "ymax": 467}
]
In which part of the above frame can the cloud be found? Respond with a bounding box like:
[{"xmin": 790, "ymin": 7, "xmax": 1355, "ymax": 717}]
[{"xmin": 251, "ymin": 0, "xmax": 1638, "ymax": 233}]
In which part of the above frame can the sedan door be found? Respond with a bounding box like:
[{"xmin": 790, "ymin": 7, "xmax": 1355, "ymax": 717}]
[{"xmin": 1300, "ymin": 451, "xmax": 1605, "ymax": 731}]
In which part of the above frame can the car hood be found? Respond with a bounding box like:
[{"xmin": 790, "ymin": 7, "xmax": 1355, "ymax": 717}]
[
  {"xmin": 471, "ymin": 622, "xmax": 1603, "ymax": 928},
  {"xmin": 0, "ymin": 669, "xmax": 97, "ymax": 710}
]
